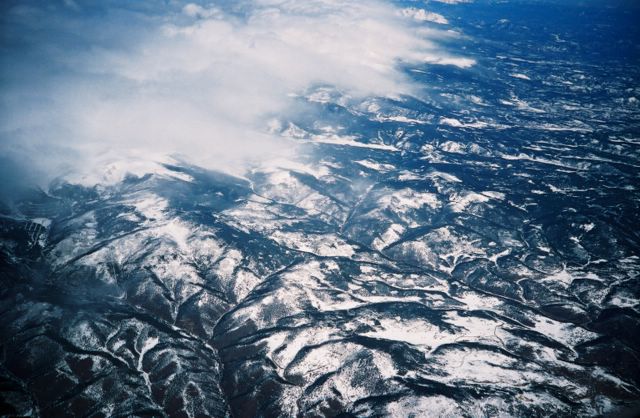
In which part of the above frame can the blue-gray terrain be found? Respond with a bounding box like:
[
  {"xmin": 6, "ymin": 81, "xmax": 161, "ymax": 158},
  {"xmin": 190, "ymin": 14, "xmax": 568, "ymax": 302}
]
[{"xmin": 1, "ymin": 1, "xmax": 640, "ymax": 417}]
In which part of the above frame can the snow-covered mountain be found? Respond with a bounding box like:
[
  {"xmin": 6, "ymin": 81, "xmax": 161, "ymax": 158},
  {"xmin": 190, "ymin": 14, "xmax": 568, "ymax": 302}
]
[{"xmin": 1, "ymin": 0, "xmax": 640, "ymax": 417}]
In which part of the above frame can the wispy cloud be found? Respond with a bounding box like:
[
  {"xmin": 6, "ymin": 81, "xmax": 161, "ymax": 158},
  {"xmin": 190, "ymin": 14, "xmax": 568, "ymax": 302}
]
[{"xmin": 0, "ymin": 0, "xmax": 472, "ymax": 186}]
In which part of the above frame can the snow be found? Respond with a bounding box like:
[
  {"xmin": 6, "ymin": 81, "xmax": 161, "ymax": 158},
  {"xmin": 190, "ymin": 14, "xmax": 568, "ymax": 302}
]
[
  {"xmin": 510, "ymin": 72, "xmax": 531, "ymax": 80},
  {"xmin": 532, "ymin": 317, "xmax": 599, "ymax": 348},
  {"xmin": 449, "ymin": 191, "xmax": 490, "ymax": 212},
  {"xmin": 31, "ymin": 217, "xmax": 52, "ymax": 228},
  {"xmin": 129, "ymin": 194, "xmax": 168, "ymax": 222},
  {"xmin": 482, "ymin": 191, "xmax": 506, "ymax": 200},
  {"xmin": 500, "ymin": 97, "xmax": 546, "ymax": 113},
  {"xmin": 307, "ymin": 134, "xmax": 399, "ymax": 151},
  {"xmin": 378, "ymin": 189, "xmax": 440, "ymax": 211},
  {"xmin": 427, "ymin": 171, "xmax": 462, "ymax": 183},
  {"xmin": 375, "ymin": 115, "xmax": 428, "ymax": 124},
  {"xmin": 137, "ymin": 336, "xmax": 159, "ymax": 393},
  {"xmin": 581, "ymin": 223, "xmax": 595, "ymax": 232},
  {"xmin": 398, "ymin": 171, "xmax": 422, "ymax": 181},
  {"xmin": 372, "ymin": 223, "xmax": 406, "ymax": 250},
  {"xmin": 156, "ymin": 219, "xmax": 192, "ymax": 253},
  {"xmin": 542, "ymin": 269, "xmax": 574, "ymax": 286},
  {"xmin": 355, "ymin": 159, "xmax": 396, "ymax": 172},
  {"xmin": 361, "ymin": 312, "xmax": 501, "ymax": 349},
  {"xmin": 440, "ymin": 117, "xmax": 489, "ymax": 128},
  {"xmin": 440, "ymin": 140, "xmax": 465, "ymax": 153}
]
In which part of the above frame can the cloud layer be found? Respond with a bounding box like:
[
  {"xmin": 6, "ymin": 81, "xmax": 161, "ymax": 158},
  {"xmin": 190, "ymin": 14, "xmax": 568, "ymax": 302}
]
[{"xmin": 0, "ymin": 0, "xmax": 469, "ymax": 186}]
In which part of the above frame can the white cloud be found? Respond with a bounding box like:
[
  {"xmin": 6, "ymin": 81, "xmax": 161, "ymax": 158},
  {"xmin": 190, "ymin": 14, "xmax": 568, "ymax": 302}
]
[
  {"xmin": 0, "ymin": 0, "xmax": 475, "ymax": 185},
  {"xmin": 432, "ymin": 0, "xmax": 473, "ymax": 4},
  {"xmin": 182, "ymin": 3, "xmax": 221, "ymax": 19},
  {"xmin": 400, "ymin": 8, "xmax": 449, "ymax": 25}
]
